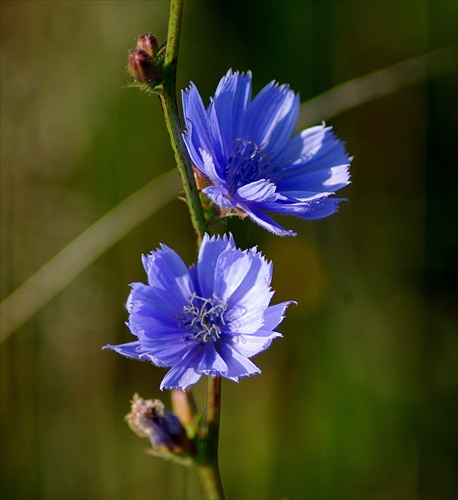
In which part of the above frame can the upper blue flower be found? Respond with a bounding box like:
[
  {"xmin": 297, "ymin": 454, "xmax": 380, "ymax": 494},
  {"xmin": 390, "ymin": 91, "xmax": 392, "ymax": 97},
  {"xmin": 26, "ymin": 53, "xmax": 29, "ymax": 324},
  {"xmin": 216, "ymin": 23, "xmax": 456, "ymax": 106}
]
[
  {"xmin": 182, "ymin": 70, "xmax": 352, "ymax": 236},
  {"xmin": 104, "ymin": 234, "xmax": 294, "ymax": 390}
]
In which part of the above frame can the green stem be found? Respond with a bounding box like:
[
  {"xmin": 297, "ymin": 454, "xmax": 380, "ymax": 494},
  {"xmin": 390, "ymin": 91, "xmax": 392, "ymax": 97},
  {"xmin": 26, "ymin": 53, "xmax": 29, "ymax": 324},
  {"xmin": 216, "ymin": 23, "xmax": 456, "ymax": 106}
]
[
  {"xmin": 160, "ymin": 0, "xmax": 208, "ymax": 245},
  {"xmin": 198, "ymin": 463, "xmax": 225, "ymax": 500},
  {"xmin": 161, "ymin": 1, "xmax": 224, "ymax": 498},
  {"xmin": 199, "ymin": 377, "xmax": 225, "ymax": 499}
]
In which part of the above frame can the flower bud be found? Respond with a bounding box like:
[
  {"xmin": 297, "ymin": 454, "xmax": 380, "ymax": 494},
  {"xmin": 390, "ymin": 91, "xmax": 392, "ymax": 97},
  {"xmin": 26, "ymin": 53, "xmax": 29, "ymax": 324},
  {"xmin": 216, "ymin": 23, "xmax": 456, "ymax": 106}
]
[
  {"xmin": 136, "ymin": 34, "xmax": 159, "ymax": 57},
  {"xmin": 171, "ymin": 388, "xmax": 197, "ymax": 427},
  {"xmin": 125, "ymin": 394, "xmax": 195, "ymax": 457},
  {"xmin": 127, "ymin": 50, "xmax": 162, "ymax": 85}
]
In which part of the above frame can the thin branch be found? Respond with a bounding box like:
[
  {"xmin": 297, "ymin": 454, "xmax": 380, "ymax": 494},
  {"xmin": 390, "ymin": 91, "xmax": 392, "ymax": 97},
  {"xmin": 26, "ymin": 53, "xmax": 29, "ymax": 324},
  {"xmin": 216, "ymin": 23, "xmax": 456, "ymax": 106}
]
[{"xmin": 160, "ymin": 0, "xmax": 208, "ymax": 244}]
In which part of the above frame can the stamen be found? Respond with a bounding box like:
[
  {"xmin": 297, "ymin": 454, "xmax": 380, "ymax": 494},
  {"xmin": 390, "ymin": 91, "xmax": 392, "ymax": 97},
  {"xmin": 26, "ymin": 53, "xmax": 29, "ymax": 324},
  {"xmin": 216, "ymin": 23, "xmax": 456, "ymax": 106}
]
[
  {"xmin": 179, "ymin": 293, "xmax": 227, "ymax": 344},
  {"xmin": 225, "ymin": 139, "xmax": 276, "ymax": 194}
]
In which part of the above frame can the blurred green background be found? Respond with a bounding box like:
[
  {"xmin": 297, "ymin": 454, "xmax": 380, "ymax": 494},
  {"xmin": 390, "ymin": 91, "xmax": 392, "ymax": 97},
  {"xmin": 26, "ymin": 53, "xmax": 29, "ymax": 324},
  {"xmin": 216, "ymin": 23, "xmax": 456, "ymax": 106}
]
[{"xmin": 1, "ymin": 1, "xmax": 457, "ymax": 499}]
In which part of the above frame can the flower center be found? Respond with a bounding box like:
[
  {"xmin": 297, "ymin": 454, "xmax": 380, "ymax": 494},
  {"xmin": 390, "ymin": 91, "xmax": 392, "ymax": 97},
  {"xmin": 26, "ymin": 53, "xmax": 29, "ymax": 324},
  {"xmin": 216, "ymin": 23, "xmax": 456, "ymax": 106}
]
[
  {"xmin": 180, "ymin": 294, "xmax": 227, "ymax": 344},
  {"xmin": 225, "ymin": 140, "xmax": 275, "ymax": 194}
]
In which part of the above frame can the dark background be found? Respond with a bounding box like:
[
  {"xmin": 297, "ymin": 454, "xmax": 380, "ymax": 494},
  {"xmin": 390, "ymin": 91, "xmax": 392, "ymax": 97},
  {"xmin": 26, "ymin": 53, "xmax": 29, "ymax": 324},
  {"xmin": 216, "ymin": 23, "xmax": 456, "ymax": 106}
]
[{"xmin": 1, "ymin": 1, "xmax": 457, "ymax": 498}]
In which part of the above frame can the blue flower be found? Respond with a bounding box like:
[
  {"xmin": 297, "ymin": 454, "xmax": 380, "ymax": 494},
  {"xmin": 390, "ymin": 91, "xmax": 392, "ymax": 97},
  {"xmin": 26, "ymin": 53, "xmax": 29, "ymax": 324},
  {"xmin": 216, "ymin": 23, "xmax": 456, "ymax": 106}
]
[
  {"xmin": 182, "ymin": 70, "xmax": 352, "ymax": 236},
  {"xmin": 104, "ymin": 234, "xmax": 294, "ymax": 390}
]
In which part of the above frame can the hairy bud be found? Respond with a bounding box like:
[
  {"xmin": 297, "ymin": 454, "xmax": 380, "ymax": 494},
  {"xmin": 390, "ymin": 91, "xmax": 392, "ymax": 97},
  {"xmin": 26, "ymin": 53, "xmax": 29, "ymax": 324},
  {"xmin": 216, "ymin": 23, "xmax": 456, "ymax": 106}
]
[
  {"xmin": 125, "ymin": 394, "xmax": 195, "ymax": 457},
  {"xmin": 127, "ymin": 50, "xmax": 162, "ymax": 85},
  {"xmin": 136, "ymin": 34, "xmax": 159, "ymax": 57}
]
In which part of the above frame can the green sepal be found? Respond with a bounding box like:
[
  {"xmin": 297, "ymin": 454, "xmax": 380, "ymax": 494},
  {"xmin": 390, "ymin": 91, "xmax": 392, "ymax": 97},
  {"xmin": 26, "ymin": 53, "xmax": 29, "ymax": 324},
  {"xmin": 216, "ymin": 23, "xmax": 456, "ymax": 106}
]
[
  {"xmin": 123, "ymin": 81, "xmax": 165, "ymax": 96},
  {"xmin": 144, "ymin": 447, "xmax": 194, "ymax": 467}
]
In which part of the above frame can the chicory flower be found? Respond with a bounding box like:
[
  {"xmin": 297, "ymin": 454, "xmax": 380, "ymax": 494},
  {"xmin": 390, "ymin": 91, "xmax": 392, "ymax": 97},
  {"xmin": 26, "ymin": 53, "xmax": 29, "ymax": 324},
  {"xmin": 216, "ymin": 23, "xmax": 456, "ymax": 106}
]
[
  {"xmin": 182, "ymin": 70, "xmax": 352, "ymax": 236},
  {"xmin": 104, "ymin": 234, "xmax": 294, "ymax": 390}
]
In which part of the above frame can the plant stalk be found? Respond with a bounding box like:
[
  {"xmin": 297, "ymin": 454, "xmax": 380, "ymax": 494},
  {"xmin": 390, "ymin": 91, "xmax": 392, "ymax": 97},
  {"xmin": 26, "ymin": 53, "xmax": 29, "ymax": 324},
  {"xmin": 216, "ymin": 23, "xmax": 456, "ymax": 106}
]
[
  {"xmin": 159, "ymin": 0, "xmax": 207, "ymax": 245},
  {"xmin": 198, "ymin": 377, "xmax": 225, "ymax": 499},
  {"xmin": 162, "ymin": 1, "xmax": 224, "ymax": 498}
]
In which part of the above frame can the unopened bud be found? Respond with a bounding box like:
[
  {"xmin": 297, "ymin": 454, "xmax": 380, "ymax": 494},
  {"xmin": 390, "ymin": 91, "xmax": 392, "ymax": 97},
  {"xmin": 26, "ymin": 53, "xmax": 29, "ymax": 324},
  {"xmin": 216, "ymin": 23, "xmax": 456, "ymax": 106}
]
[
  {"xmin": 125, "ymin": 394, "xmax": 195, "ymax": 457},
  {"xmin": 171, "ymin": 388, "xmax": 197, "ymax": 427},
  {"xmin": 136, "ymin": 34, "xmax": 159, "ymax": 57},
  {"xmin": 128, "ymin": 50, "xmax": 162, "ymax": 85}
]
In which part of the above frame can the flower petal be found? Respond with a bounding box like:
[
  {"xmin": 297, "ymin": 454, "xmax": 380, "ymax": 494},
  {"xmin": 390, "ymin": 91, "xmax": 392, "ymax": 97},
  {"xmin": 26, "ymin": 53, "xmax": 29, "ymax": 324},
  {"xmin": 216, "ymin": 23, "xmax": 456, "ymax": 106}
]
[
  {"xmin": 294, "ymin": 197, "xmax": 346, "ymax": 220},
  {"xmin": 127, "ymin": 320, "xmax": 190, "ymax": 364},
  {"xmin": 198, "ymin": 342, "xmax": 229, "ymax": 375},
  {"xmin": 214, "ymin": 249, "xmax": 271, "ymax": 308},
  {"xmin": 254, "ymin": 193, "xmax": 345, "ymax": 217},
  {"xmin": 127, "ymin": 313, "xmax": 182, "ymax": 339},
  {"xmin": 214, "ymin": 249, "xmax": 275, "ymax": 334},
  {"xmin": 208, "ymin": 70, "xmax": 252, "ymax": 163},
  {"xmin": 217, "ymin": 342, "xmax": 262, "ymax": 381},
  {"xmin": 244, "ymin": 81, "xmax": 299, "ymax": 154},
  {"xmin": 214, "ymin": 70, "xmax": 252, "ymax": 141},
  {"xmin": 182, "ymin": 83, "xmax": 212, "ymax": 165},
  {"xmin": 278, "ymin": 125, "xmax": 351, "ymax": 192},
  {"xmin": 102, "ymin": 341, "xmax": 166, "ymax": 366},
  {"xmin": 229, "ymin": 330, "xmax": 282, "ymax": 357},
  {"xmin": 144, "ymin": 340, "xmax": 191, "ymax": 366},
  {"xmin": 127, "ymin": 282, "xmax": 180, "ymax": 323},
  {"xmin": 200, "ymin": 149, "xmax": 227, "ymax": 185},
  {"xmin": 160, "ymin": 363, "xmax": 202, "ymax": 391},
  {"xmin": 240, "ymin": 202, "xmax": 296, "ymax": 237},
  {"xmin": 197, "ymin": 233, "xmax": 236, "ymax": 297},
  {"xmin": 202, "ymin": 186, "xmax": 235, "ymax": 209},
  {"xmin": 142, "ymin": 246, "xmax": 194, "ymax": 309},
  {"xmin": 262, "ymin": 301, "xmax": 297, "ymax": 330},
  {"xmin": 236, "ymin": 179, "xmax": 279, "ymax": 202},
  {"xmin": 102, "ymin": 340, "xmax": 143, "ymax": 358},
  {"xmin": 279, "ymin": 164, "xmax": 350, "ymax": 195}
]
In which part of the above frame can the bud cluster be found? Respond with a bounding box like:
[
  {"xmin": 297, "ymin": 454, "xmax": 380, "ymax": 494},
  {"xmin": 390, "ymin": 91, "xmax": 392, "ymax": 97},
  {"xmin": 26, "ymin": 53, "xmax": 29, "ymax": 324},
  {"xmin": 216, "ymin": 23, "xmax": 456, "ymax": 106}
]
[{"xmin": 127, "ymin": 34, "xmax": 165, "ymax": 87}]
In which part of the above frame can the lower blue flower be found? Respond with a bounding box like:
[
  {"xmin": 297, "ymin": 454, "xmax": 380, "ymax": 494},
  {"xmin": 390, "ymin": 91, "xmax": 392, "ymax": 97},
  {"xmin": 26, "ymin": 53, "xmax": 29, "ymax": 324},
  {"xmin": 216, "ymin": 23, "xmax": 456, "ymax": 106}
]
[
  {"xmin": 104, "ymin": 234, "xmax": 295, "ymax": 390},
  {"xmin": 182, "ymin": 70, "xmax": 352, "ymax": 236}
]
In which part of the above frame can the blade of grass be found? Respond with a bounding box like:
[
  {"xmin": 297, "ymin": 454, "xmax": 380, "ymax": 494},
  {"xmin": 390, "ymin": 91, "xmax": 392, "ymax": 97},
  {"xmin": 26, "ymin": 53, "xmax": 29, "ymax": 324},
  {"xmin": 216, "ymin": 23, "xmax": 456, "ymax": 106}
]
[
  {"xmin": 0, "ymin": 169, "xmax": 180, "ymax": 343},
  {"xmin": 298, "ymin": 46, "xmax": 456, "ymax": 128}
]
